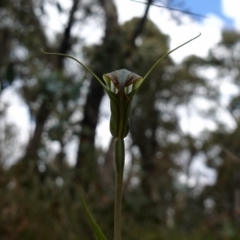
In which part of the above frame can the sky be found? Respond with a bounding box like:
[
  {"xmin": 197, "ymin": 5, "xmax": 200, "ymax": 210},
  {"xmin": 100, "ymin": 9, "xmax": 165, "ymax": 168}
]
[
  {"xmin": 1, "ymin": 0, "xmax": 240, "ymax": 182},
  {"xmin": 180, "ymin": 0, "xmax": 234, "ymax": 26},
  {"xmin": 97, "ymin": 0, "xmax": 240, "ymax": 185},
  {"xmin": 95, "ymin": 0, "xmax": 240, "ymax": 143}
]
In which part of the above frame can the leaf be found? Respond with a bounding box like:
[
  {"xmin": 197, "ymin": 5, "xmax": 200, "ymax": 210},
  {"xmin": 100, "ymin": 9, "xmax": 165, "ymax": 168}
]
[{"xmin": 81, "ymin": 196, "xmax": 108, "ymax": 240}]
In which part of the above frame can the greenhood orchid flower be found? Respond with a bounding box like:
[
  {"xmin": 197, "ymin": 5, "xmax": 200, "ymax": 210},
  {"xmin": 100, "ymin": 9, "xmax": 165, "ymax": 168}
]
[
  {"xmin": 42, "ymin": 32, "xmax": 200, "ymax": 139},
  {"xmin": 103, "ymin": 69, "xmax": 142, "ymax": 138},
  {"xmin": 42, "ymin": 32, "xmax": 201, "ymax": 240}
]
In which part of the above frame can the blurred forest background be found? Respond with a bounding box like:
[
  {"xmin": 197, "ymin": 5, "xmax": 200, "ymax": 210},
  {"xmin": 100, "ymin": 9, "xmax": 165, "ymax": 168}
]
[{"xmin": 0, "ymin": 0, "xmax": 240, "ymax": 239}]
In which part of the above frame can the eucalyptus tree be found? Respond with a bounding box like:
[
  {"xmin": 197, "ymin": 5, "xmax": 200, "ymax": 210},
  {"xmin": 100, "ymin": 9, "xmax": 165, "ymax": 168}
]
[{"xmin": 198, "ymin": 31, "xmax": 240, "ymax": 235}]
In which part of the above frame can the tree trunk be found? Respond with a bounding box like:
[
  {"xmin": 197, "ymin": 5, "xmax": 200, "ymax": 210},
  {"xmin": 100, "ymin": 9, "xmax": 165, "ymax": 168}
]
[
  {"xmin": 75, "ymin": 0, "xmax": 154, "ymax": 191},
  {"xmin": 20, "ymin": 0, "xmax": 80, "ymax": 166},
  {"xmin": 75, "ymin": 0, "xmax": 120, "ymax": 190}
]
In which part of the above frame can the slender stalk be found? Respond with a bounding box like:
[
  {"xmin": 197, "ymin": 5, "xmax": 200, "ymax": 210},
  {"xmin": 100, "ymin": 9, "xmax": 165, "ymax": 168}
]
[{"xmin": 114, "ymin": 138, "xmax": 125, "ymax": 240}]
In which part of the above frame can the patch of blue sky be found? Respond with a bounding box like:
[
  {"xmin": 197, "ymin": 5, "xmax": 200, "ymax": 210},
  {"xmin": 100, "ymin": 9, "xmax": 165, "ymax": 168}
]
[{"xmin": 164, "ymin": 0, "xmax": 234, "ymax": 27}]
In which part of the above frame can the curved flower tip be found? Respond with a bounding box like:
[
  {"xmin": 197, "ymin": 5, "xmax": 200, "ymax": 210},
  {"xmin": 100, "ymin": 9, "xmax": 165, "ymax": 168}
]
[{"xmin": 103, "ymin": 69, "xmax": 142, "ymax": 94}]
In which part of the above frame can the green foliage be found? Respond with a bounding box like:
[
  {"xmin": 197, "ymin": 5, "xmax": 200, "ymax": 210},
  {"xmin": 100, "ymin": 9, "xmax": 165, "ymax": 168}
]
[
  {"xmin": 1, "ymin": 0, "xmax": 240, "ymax": 239},
  {"xmin": 81, "ymin": 197, "xmax": 108, "ymax": 240},
  {"xmin": 0, "ymin": 173, "xmax": 94, "ymax": 240}
]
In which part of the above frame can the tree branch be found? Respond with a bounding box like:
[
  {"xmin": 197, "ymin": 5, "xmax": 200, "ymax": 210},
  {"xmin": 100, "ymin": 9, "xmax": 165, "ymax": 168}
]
[{"xmin": 57, "ymin": 0, "xmax": 81, "ymax": 69}]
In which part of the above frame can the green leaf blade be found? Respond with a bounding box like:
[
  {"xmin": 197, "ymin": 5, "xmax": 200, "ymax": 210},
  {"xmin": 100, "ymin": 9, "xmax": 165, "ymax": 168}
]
[{"xmin": 81, "ymin": 196, "xmax": 108, "ymax": 240}]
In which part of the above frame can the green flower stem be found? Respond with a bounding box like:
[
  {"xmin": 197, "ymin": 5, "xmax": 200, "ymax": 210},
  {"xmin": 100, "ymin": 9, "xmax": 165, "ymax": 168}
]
[
  {"xmin": 41, "ymin": 33, "xmax": 201, "ymax": 240},
  {"xmin": 114, "ymin": 138, "xmax": 125, "ymax": 240}
]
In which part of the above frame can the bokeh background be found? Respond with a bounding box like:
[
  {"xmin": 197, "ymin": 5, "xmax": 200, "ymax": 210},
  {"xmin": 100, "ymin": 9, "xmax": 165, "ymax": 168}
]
[{"xmin": 1, "ymin": 0, "xmax": 240, "ymax": 239}]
